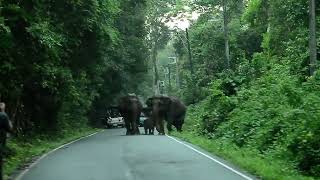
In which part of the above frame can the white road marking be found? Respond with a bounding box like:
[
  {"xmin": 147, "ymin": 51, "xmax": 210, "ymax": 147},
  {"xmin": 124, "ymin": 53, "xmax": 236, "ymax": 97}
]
[
  {"xmin": 14, "ymin": 131, "xmax": 102, "ymax": 180},
  {"xmin": 166, "ymin": 135, "xmax": 254, "ymax": 180}
]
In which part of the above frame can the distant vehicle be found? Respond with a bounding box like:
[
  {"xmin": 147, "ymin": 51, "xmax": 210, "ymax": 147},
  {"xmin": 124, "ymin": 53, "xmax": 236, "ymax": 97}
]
[
  {"xmin": 139, "ymin": 113, "xmax": 148, "ymax": 127},
  {"xmin": 106, "ymin": 116, "xmax": 125, "ymax": 128},
  {"xmin": 105, "ymin": 110, "xmax": 125, "ymax": 128}
]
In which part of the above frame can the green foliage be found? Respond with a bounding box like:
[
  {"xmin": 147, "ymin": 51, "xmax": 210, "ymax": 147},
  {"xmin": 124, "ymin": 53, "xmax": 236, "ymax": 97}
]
[
  {"xmin": 168, "ymin": 0, "xmax": 320, "ymax": 178},
  {"xmin": 172, "ymin": 131, "xmax": 315, "ymax": 180},
  {"xmin": 182, "ymin": 61, "xmax": 320, "ymax": 177},
  {"xmin": 0, "ymin": 0, "xmax": 149, "ymax": 132}
]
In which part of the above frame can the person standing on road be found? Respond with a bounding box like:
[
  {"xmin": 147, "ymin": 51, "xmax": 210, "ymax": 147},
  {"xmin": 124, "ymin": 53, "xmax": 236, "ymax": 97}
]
[{"xmin": 0, "ymin": 102, "xmax": 13, "ymax": 180}]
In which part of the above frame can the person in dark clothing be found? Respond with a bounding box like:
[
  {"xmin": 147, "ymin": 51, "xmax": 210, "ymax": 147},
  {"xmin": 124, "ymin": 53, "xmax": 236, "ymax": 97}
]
[{"xmin": 0, "ymin": 103, "xmax": 13, "ymax": 180}]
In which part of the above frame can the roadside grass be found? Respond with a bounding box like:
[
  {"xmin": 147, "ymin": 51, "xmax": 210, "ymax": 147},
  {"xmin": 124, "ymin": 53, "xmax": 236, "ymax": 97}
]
[
  {"xmin": 170, "ymin": 131, "xmax": 316, "ymax": 180},
  {"xmin": 4, "ymin": 127, "xmax": 101, "ymax": 178}
]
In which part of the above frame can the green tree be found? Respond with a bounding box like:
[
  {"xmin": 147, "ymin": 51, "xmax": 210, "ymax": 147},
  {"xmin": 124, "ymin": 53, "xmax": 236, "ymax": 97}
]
[
  {"xmin": 309, "ymin": 0, "xmax": 317, "ymax": 75},
  {"xmin": 0, "ymin": 0, "xmax": 149, "ymax": 133}
]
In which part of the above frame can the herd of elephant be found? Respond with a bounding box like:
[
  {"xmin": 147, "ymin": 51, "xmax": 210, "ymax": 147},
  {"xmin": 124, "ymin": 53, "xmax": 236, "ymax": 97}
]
[{"xmin": 117, "ymin": 94, "xmax": 187, "ymax": 135}]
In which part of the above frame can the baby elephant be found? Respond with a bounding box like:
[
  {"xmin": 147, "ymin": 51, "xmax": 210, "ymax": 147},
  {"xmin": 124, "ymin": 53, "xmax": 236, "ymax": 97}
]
[{"xmin": 143, "ymin": 118, "xmax": 154, "ymax": 135}]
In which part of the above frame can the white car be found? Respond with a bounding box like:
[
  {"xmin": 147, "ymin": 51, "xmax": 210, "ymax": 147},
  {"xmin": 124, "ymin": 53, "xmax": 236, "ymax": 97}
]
[{"xmin": 106, "ymin": 116, "xmax": 125, "ymax": 128}]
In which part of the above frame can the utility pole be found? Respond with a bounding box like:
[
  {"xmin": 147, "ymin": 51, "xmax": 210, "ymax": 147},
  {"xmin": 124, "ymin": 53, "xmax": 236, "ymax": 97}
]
[
  {"xmin": 175, "ymin": 55, "xmax": 180, "ymax": 89},
  {"xmin": 168, "ymin": 65, "xmax": 171, "ymax": 94},
  {"xmin": 152, "ymin": 43, "xmax": 160, "ymax": 95},
  {"xmin": 168, "ymin": 56, "xmax": 180, "ymax": 90},
  {"xmin": 185, "ymin": 28, "xmax": 196, "ymax": 104},
  {"xmin": 185, "ymin": 28, "xmax": 194, "ymax": 74},
  {"xmin": 309, "ymin": 0, "xmax": 317, "ymax": 76}
]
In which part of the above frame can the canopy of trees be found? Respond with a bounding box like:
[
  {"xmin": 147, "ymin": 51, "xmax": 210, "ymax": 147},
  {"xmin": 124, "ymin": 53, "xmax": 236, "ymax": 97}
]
[
  {"xmin": 0, "ymin": 0, "xmax": 149, "ymax": 133},
  {"xmin": 156, "ymin": 0, "xmax": 319, "ymax": 177}
]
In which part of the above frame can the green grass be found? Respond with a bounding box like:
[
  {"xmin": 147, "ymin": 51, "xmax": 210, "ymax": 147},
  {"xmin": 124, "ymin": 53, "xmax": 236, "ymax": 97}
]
[
  {"xmin": 4, "ymin": 127, "xmax": 101, "ymax": 179},
  {"xmin": 171, "ymin": 131, "xmax": 317, "ymax": 180}
]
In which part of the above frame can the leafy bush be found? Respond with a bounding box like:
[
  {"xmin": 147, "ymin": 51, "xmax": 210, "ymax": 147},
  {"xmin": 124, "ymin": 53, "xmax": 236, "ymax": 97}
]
[
  {"xmin": 187, "ymin": 63, "xmax": 320, "ymax": 176},
  {"xmin": 172, "ymin": 0, "xmax": 320, "ymax": 178},
  {"xmin": 0, "ymin": 0, "xmax": 148, "ymax": 133}
]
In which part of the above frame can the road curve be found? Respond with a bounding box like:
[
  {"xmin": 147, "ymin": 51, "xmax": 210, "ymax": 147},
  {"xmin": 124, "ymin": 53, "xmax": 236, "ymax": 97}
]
[{"xmin": 16, "ymin": 128, "xmax": 256, "ymax": 180}]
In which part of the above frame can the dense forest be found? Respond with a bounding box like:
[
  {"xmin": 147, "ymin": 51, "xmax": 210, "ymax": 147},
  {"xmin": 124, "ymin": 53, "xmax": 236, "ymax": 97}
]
[
  {"xmin": 156, "ymin": 0, "xmax": 320, "ymax": 178},
  {"xmin": 0, "ymin": 0, "xmax": 319, "ymax": 179},
  {"xmin": 0, "ymin": 0, "xmax": 150, "ymax": 134}
]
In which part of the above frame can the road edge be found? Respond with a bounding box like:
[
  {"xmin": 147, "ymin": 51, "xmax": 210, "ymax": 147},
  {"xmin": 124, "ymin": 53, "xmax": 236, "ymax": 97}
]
[
  {"xmin": 166, "ymin": 134, "xmax": 255, "ymax": 180},
  {"xmin": 13, "ymin": 130, "xmax": 103, "ymax": 180}
]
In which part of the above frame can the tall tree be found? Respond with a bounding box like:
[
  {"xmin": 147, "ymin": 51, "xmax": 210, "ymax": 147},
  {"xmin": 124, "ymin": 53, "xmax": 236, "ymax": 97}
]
[
  {"xmin": 309, "ymin": 0, "xmax": 317, "ymax": 75},
  {"xmin": 192, "ymin": 0, "xmax": 245, "ymax": 69},
  {"xmin": 146, "ymin": 0, "xmax": 174, "ymax": 95},
  {"xmin": 0, "ymin": 0, "xmax": 149, "ymax": 133},
  {"xmin": 222, "ymin": 0, "xmax": 230, "ymax": 69}
]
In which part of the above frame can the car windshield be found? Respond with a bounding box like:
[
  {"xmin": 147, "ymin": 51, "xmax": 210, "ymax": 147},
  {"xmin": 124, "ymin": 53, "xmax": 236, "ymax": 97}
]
[
  {"xmin": 110, "ymin": 113, "xmax": 121, "ymax": 118},
  {"xmin": 107, "ymin": 109, "xmax": 121, "ymax": 118}
]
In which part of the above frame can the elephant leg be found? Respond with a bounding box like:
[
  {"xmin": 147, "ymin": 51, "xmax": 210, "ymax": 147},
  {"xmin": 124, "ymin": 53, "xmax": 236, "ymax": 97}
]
[
  {"xmin": 132, "ymin": 120, "xmax": 140, "ymax": 135},
  {"xmin": 175, "ymin": 115, "xmax": 185, "ymax": 132},
  {"xmin": 144, "ymin": 126, "xmax": 148, "ymax": 135},
  {"xmin": 166, "ymin": 121, "xmax": 173, "ymax": 132},
  {"xmin": 175, "ymin": 123, "xmax": 183, "ymax": 132},
  {"xmin": 159, "ymin": 120, "xmax": 165, "ymax": 135},
  {"xmin": 129, "ymin": 122, "xmax": 133, "ymax": 135},
  {"xmin": 125, "ymin": 121, "xmax": 131, "ymax": 135},
  {"xmin": 136, "ymin": 123, "xmax": 140, "ymax": 135}
]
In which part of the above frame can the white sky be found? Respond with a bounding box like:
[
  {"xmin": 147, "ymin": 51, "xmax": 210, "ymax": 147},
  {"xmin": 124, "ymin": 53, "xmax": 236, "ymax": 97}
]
[{"xmin": 166, "ymin": 11, "xmax": 200, "ymax": 30}]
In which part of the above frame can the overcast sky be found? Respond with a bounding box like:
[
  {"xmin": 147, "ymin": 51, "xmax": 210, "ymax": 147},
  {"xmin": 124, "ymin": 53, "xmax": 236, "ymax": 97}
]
[{"xmin": 166, "ymin": 11, "xmax": 200, "ymax": 30}]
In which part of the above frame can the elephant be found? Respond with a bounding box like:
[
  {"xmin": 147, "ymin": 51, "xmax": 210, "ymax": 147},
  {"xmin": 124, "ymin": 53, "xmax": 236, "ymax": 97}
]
[
  {"xmin": 146, "ymin": 96, "xmax": 186, "ymax": 135},
  {"xmin": 143, "ymin": 118, "xmax": 154, "ymax": 135},
  {"xmin": 118, "ymin": 94, "xmax": 142, "ymax": 135},
  {"xmin": 142, "ymin": 107, "xmax": 154, "ymax": 135}
]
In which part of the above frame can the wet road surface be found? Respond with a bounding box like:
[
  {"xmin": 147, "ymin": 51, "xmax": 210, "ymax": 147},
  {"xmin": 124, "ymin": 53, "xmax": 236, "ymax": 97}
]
[{"xmin": 17, "ymin": 128, "xmax": 256, "ymax": 180}]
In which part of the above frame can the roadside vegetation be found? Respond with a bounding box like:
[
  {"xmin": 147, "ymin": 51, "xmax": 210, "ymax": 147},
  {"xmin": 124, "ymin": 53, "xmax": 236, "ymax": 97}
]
[
  {"xmin": 159, "ymin": 0, "xmax": 320, "ymax": 179},
  {"xmin": 0, "ymin": 0, "xmax": 151, "ymax": 176},
  {"xmin": 172, "ymin": 114, "xmax": 316, "ymax": 180}
]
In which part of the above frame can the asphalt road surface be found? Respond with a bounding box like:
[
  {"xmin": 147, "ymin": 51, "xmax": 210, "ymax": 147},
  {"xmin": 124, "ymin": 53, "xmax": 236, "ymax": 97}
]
[{"xmin": 17, "ymin": 128, "xmax": 256, "ymax": 180}]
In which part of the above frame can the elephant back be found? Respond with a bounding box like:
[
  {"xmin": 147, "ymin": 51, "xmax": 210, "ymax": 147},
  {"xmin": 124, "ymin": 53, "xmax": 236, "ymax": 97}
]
[
  {"xmin": 118, "ymin": 95, "xmax": 142, "ymax": 114},
  {"xmin": 168, "ymin": 97, "xmax": 186, "ymax": 116}
]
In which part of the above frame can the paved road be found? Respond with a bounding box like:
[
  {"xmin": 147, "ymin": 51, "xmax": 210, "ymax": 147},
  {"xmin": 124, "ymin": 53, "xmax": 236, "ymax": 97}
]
[{"xmin": 17, "ymin": 128, "xmax": 255, "ymax": 180}]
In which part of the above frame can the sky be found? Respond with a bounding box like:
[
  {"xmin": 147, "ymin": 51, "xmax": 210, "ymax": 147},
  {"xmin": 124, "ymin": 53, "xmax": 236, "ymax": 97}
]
[{"xmin": 166, "ymin": 11, "xmax": 200, "ymax": 30}]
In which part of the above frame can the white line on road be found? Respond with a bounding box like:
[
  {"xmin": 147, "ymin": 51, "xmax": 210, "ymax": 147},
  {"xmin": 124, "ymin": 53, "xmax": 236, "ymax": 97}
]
[
  {"xmin": 166, "ymin": 135, "xmax": 254, "ymax": 180},
  {"xmin": 14, "ymin": 131, "xmax": 102, "ymax": 180}
]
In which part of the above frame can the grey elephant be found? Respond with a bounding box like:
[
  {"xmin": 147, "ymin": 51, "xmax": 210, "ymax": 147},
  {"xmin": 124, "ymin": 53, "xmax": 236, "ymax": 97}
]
[
  {"xmin": 146, "ymin": 96, "xmax": 186, "ymax": 135},
  {"xmin": 118, "ymin": 94, "xmax": 142, "ymax": 135},
  {"xmin": 143, "ymin": 118, "xmax": 154, "ymax": 135},
  {"xmin": 142, "ymin": 107, "xmax": 155, "ymax": 135}
]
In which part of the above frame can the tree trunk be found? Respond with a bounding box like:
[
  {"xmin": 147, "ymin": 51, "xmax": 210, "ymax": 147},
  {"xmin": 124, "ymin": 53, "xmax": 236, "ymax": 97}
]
[
  {"xmin": 222, "ymin": 0, "xmax": 230, "ymax": 69},
  {"xmin": 175, "ymin": 54, "xmax": 181, "ymax": 89},
  {"xmin": 152, "ymin": 43, "xmax": 160, "ymax": 95},
  {"xmin": 309, "ymin": 0, "xmax": 317, "ymax": 76},
  {"xmin": 185, "ymin": 28, "xmax": 196, "ymax": 104},
  {"xmin": 185, "ymin": 28, "xmax": 194, "ymax": 74},
  {"xmin": 168, "ymin": 65, "xmax": 171, "ymax": 94}
]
